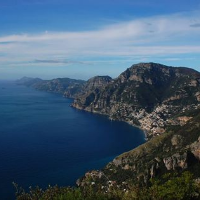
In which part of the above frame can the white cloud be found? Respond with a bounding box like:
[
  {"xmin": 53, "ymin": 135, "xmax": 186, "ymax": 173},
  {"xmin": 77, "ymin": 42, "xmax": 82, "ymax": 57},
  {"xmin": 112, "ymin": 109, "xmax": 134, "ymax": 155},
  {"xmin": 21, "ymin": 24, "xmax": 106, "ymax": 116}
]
[{"xmin": 0, "ymin": 11, "xmax": 200, "ymax": 67}]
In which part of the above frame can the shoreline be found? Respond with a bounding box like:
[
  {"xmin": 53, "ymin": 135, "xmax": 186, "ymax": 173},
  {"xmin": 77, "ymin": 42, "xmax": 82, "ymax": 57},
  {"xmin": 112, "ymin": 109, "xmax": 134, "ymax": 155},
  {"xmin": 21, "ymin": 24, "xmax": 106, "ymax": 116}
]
[{"xmin": 71, "ymin": 103, "xmax": 148, "ymax": 141}]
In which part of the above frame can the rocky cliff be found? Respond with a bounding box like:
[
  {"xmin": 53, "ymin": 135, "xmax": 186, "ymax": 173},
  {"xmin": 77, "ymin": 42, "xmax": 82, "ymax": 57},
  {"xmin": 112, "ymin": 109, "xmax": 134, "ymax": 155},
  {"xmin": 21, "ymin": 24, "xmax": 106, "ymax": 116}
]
[
  {"xmin": 72, "ymin": 63, "xmax": 200, "ymax": 138},
  {"xmin": 72, "ymin": 76, "xmax": 113, "ymax": 108}
]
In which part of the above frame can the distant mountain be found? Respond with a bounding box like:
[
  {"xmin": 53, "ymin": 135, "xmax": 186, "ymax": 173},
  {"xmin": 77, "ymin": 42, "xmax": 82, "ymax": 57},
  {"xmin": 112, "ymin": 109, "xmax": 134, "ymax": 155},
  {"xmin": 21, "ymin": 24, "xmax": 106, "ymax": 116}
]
[
  {"xmin": 17, "ymin": 77, "xmax": 86, "ymax": 98},
  {"xmin": 16, "ymin": 77, "xmax": 42, "ymax": 86},
  {"xmin": 33, "ymin": 78, "xmax": 85, "ymax": 98},
  {"xmin": 17, "ymin": 76, "xmax": 112, "ymax": 99}
]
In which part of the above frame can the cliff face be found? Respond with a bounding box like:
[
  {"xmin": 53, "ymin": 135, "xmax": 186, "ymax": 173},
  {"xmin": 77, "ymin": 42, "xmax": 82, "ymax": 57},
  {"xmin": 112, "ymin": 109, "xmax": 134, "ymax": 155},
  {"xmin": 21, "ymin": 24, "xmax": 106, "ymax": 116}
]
[
  {"xmin": 77, "ymin": 108, "xmax": 200, "ymax": 190},
  {"xmin": 82, "ymin": 76, "xmax": 112, "ymax": 91},
  {"xmin": 72, "ymin": 63, "xmax": 200, "ymax": 138},
  {"xmin": 72, "ymin": 76, "xmax": 113, "ymax": 108}
]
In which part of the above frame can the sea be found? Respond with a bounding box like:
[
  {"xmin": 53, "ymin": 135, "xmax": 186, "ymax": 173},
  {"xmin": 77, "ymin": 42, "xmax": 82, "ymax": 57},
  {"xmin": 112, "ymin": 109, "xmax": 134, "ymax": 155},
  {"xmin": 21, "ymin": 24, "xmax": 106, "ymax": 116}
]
[{"xmin": 0, "ymin": 80, "xmax": 145, "ymax": 200}]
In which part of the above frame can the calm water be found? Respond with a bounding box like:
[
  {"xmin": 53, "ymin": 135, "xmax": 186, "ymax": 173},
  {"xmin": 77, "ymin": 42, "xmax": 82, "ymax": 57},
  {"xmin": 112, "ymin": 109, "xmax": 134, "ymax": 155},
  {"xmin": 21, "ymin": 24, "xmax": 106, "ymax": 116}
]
[{"xmin": 0, "ymin": 81, "xmax": 145, "ymax": 199}]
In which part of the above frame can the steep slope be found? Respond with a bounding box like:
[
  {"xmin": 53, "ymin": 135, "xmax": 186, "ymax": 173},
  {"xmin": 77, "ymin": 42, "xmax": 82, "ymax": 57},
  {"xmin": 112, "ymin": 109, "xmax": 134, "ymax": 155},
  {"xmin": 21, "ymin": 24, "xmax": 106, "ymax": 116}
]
[
  {"xmin": 73, "ymin": 63, "xmax": 200, "ymax": 137},
  {"xmin": 73, "ymin": 76, "xmax": 113, "ymax": 108},
  {"xmin": 77, "ymin": 108, "xmax": 200, "ymax": 190},
  {"xmin": 82, "ymin": 76, "xmax": 112, "ymax": 91}
]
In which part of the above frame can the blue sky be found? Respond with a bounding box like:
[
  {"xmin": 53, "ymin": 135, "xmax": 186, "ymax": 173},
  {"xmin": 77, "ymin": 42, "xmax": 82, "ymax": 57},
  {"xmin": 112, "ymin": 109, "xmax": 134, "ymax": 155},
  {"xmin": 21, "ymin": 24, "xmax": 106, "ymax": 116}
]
[{"xmin": 0, "ymin": 0, "xmax": 200, "ymax": 80}]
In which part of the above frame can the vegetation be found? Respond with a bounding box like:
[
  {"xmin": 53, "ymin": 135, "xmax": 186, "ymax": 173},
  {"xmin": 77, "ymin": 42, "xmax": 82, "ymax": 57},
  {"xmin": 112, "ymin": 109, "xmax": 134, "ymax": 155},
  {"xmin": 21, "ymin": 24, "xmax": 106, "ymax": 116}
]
[{"xmin": 15, "ymin": 171, "xmax": 200, "ymax": 200}]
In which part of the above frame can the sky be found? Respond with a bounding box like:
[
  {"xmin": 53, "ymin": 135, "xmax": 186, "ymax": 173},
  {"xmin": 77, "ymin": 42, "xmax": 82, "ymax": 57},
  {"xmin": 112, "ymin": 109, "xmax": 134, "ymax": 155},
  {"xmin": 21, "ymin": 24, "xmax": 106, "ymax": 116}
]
[{"xmin": 0, "ymin": 0, "xmax": 200, "ymax": 80}]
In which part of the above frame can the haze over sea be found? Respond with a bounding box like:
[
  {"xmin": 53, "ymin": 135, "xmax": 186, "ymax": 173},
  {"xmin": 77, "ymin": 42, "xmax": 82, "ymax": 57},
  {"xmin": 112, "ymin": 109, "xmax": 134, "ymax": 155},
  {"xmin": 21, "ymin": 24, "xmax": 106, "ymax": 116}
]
[{"xmin": 0, "ymin": 80, "xmax": 145, "ymax": 200}]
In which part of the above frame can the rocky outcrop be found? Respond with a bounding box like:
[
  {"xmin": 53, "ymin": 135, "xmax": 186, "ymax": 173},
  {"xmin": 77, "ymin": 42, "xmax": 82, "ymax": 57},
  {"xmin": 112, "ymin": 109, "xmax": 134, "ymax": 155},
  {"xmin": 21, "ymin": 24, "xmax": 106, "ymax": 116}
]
[
  {"xmin": 190, "ymin": 137, "xmax": 200, "ymax": 161},
  {"xmin": 72, "ymin": 76, "xmax": 112, "ymax": 109},
  {"xmin": 82, "ymin": 76, "xmax": 112, "ymax": 91},
  {"xmin": 163, "ymin": 153, "xmax": 188, "ymax": 170},
  {"xmin": 171, "ymin": 135, "xmax": 183, "ymax": 147}
]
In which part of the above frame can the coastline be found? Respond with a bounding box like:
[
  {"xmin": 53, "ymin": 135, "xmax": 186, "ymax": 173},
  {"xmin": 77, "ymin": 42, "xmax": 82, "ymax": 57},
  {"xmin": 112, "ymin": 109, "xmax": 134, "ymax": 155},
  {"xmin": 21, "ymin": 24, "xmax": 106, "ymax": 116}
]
[{"xmin": 71, "ymin": 103, "xmax": 148, "ymax": 141}]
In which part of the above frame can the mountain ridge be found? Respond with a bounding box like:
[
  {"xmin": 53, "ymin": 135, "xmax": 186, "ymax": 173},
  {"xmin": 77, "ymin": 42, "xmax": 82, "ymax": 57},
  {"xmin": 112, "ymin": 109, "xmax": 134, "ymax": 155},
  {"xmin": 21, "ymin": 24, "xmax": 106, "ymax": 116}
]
[{"xmin": 72, "ymin": 62, "xmax": 200, "ymax": 138}]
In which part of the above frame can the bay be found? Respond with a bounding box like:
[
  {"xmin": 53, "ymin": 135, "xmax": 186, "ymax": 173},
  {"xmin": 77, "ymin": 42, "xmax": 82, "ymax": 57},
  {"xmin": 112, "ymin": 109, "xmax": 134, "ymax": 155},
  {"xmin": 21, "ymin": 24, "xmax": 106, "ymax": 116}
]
[{"xmin": 0, "ymin": 81, "xmax": 145, "ymax": 199}]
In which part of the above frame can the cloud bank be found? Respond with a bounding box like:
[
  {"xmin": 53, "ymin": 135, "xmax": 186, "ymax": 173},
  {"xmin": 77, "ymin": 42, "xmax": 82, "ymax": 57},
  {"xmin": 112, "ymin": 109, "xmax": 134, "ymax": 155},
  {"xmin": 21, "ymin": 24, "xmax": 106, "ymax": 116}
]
[{"xmin": 0, "ymin": 11, "xmax": 200, "ymax": 67}]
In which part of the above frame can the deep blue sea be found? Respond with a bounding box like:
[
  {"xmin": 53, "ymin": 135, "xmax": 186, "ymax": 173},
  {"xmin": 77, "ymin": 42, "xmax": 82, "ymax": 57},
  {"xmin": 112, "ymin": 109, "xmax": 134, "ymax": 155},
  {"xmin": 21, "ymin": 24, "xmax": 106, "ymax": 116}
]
[{"xmin": 0, "ymin": 81, "xmax": 145, "ymax": 200}]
